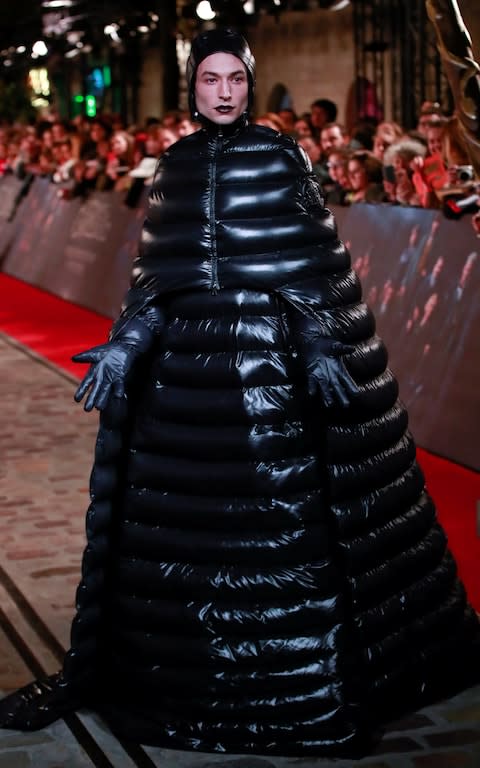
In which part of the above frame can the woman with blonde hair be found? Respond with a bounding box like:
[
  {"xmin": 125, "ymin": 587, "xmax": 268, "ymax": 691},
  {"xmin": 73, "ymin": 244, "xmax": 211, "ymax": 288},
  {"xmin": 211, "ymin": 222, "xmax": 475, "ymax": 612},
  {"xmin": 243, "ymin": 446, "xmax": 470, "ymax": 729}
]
[
  {"xmin": 373, "ymin": 121, "xmax": 404, "ymax": 161},
  {"xmin": 105, "ymin": 130, "xmax": 135, "ymax": 191}
]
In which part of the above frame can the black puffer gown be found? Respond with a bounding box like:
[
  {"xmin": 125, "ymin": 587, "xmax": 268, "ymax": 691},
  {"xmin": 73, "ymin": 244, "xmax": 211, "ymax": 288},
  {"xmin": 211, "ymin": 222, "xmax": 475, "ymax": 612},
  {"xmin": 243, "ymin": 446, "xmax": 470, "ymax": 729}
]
[{"xmin": 63, "ymin": 118, "xmax": 480, "ymax": 758}]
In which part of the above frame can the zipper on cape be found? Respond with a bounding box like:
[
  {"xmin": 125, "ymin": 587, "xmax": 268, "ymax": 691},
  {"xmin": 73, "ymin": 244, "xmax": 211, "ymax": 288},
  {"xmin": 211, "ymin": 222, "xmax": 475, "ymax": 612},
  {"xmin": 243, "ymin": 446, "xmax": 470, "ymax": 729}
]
[{"xmin": 209, "ymin": 128, "xmax": 222, "ymax": 294}]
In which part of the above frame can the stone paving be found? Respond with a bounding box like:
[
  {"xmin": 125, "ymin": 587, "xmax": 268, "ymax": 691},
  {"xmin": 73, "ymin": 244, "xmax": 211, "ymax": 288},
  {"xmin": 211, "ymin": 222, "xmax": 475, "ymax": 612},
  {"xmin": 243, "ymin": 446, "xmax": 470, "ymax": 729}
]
[{"xmin": 0, "ymin": 332, "xmax": 479, "ymax": 768}]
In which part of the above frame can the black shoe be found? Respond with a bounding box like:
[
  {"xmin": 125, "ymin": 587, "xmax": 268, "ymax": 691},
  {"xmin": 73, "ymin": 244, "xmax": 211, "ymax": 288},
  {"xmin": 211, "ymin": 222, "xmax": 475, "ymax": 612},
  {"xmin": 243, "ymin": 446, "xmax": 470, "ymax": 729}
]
[{"xmin": 0, "ymin": 672, "xmax": 83, "ymax": 731}]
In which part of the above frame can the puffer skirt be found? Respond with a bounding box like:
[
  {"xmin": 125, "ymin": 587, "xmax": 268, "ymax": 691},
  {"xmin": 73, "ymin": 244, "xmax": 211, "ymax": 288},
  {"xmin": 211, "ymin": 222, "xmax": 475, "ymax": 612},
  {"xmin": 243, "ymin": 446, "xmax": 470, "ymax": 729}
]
[{"xmin": 94, "ymin": 288, "xmax": 371, "ymax": 756}]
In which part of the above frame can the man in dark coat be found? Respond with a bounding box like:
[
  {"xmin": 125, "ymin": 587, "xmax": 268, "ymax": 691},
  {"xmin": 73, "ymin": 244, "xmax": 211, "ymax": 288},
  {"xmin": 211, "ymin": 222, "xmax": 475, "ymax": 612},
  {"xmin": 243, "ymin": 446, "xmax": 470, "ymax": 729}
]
[{"xmin": 0, "ymin": 27, "xmax": 479, "ymax": 760}]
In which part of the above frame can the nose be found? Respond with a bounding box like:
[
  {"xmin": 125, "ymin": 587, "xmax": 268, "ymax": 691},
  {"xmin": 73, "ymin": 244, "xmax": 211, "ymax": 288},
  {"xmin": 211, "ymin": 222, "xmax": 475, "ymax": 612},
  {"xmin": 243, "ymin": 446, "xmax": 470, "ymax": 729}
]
[{"xmin": 218, "ymin": 78, "xmax": 231, "ymax": 100}]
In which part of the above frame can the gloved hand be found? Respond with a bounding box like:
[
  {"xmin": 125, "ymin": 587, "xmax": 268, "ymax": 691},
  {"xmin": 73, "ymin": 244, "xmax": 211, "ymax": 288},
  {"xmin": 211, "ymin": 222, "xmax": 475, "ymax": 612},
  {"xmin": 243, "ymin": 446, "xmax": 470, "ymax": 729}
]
[
  {"xmin": 301, "ymin": 336, "xmax": 360, "ymax": 408},
  {"xmin": 72, "ymin": 316, "xmax": 158, "ymax": 412}
]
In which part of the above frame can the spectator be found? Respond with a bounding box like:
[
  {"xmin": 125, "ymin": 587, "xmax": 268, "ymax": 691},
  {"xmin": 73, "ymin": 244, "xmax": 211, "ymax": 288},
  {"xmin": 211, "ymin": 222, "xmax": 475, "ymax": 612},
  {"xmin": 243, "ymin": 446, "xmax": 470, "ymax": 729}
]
[
  {"xmin": 157, "ymin": 126, "xmax": 178, "ymax": 151},
  {"xmin": 315, "ymin": 122, "xmax": 350, "ymax": 185},
  {"xmin": 52, "ymin": 139, "xmax": 76, "ymax": 187},
  {"xmin": 349, "ymin": 120, "xmax": 377, "ymax": 151},
  {"xmin": 323, "ymin": 147, "xmax": 350, "ymax": 205},
  {"xmin": 254, "ymin": 112, "xmax": 286, "ymax": 132},
  {"xmin": 105, "ymin": 130, "xmax": 135, "ymax": 191},
  {"xmin": 80, "ymin": 118, "xmax": 112, "ymax": 162},
  {"xmin": 177, "ymin": 116, "xmax": 197, "ymax": 138},
  {"xmin": 294, "ymin": 113, "xmax": 313, "ymax": 139},
  {"xmin": 372, "ymin": 121, "xmax": 404, "ymax": 161},
  {"xmin": 310, "ymin": 97, "xmax": 337, "ymax": 139},
  {"xmin": 277, "ymin": 107, "xmax": 297, "ymax": 135},
  {"xmin": 385, "ymin": 138, "xmax": 428, "ymax": 207},
  {"xmin": 298, "ymin": 135, "xmax": 323, "ymax": 179},
  {"xmin": 416, "ymin": 101, "xmax": 444, "ymax": 137},
  {"xmin": 320, "ymin": 122, "xmax": 349, "ymax": 155},
  {"xmin": 345, "ymin": 150, "xmax": 385, "ymax": 203}
]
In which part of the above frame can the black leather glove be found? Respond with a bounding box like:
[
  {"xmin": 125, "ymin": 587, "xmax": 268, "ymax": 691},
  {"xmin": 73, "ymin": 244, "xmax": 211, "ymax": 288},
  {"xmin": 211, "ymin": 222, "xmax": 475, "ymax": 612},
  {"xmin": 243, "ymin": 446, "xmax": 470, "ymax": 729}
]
[
  {"xmin": 72, "ymin": 309, "xmax": 163, "ymax": 412},
  {"xmin": 300, "ymin": 334, "xmax": 359, "ymax": 408}
]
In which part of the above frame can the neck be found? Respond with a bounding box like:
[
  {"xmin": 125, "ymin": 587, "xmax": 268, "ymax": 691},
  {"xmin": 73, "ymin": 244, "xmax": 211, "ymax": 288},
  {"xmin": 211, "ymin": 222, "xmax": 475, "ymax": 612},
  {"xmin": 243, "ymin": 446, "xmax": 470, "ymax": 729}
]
[{"xmin": 198, "ymin": 112, "xmax": 249, "ymax": 137}]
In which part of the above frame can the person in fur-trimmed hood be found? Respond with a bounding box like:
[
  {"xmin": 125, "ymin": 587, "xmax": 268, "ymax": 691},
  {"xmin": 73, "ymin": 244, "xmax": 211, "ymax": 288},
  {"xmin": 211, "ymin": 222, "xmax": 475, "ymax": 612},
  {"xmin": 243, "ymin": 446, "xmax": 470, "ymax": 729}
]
[{"xmin": 1, "ymin": 27, "xmax": 479, "ymax": 760}]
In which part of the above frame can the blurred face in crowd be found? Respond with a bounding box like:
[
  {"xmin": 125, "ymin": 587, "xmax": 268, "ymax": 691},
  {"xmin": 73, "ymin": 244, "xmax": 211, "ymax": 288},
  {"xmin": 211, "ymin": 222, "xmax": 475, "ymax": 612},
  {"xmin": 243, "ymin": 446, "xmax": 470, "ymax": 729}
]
[
  {"xmin": 392, "ymin": 153, "xmax": 409, "ymax": 172},
  {"xmin": 158, "ymin": 128, "xmax": 178, "ymax": 152},
  {"xmin": 96, "ymin": 139, "xmax": 110, "ymax": 159},
  {"xmin": 327, "ymin": 152, "xmax": 348, "ymax": 186},
  {"xmin": 195, "ymin": 53, "xmax": 249, "ymax": 125},
  {"xmin": 278, "ymin": 109, "xmax": 295, "ymax": 132},
  {"xmin": 348, "ymin": 158, "xmax": 367, "ymax": 191},
  {"xmin": 90, "ymin": 121, "xmax": 109, "ymax": 144},
  {"xmin": 320, "ymin": 125, "xmax": 345, "ymax": 153},
  {"xmin": 427, "ymin": 126, "xmax": 444, "ymax": 156},
  {"xmin": 373, "ymin": 130, "xmax": 395, "ymax": 160},
  {"xmin": 417, "ymin": 112, "xmax": 442, "ymax": 136},
  {"xmin": 51, "ymin": 121, "xmax": 67, "ymax": 141},
  {"xmin": 42, "ymin": 129, "xmax": 53, "ymax": 149},
  {"xmin": 145, "ymin": 133, "xmax": 162, "ymax": 157},
  {"xmin": 177, "ymin": 118, "xmax": 196, "ymax": 138},
  {"xmin": 294, "ymin": 118, "xmax": 312, "ymax": 139},
  {"xmin": 310, "ymin": 104, "xmax": 328, "ymax": 130},
  {"xmin": 111, "ymin": 131, "xmax": 130, "ymax": 157},
  {"xmin": 299, "ymin": 137, "xmax": 321, "ymax": 165}
]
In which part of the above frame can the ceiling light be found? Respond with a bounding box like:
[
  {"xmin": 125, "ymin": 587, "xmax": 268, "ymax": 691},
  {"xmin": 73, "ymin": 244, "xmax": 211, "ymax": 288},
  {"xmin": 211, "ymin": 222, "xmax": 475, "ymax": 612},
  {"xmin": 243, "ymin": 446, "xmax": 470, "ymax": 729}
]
[
  {"xmin": 104, "ymin": 23, "xmax": 121, "ymax": 42},
  {"xmin": 42, "ymin": 0, "xmax": 74, "ymax": 7},
  {"xmin": 32, "ymin": 40, "xmax": 48, "ymax": 57},
  {"xmin": 196, "ymin": 1, "xmax": 216, "ymax": 21},
  {"xmin": 244, "ymin": 0, "xmax": 255, "ymax": 13}
]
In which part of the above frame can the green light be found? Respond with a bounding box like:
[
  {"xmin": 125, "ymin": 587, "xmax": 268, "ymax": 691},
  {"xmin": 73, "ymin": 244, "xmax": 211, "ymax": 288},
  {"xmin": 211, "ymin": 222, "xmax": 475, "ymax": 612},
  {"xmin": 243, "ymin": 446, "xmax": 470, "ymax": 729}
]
[
  {"xmin": 73, "ymin": 94, "xmax": 84, "ymax": 103},
  {"xmin": 85, "ymin": 94, "xmax": 96, "ymax": 117},
  {"xmin": 103, "ymin": 66, "xmax": 111, "ymax": 88}
]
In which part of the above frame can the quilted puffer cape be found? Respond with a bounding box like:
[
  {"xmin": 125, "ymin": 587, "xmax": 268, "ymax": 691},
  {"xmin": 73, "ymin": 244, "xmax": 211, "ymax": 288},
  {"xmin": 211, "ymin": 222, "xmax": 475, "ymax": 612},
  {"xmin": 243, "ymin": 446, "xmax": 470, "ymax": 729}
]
[{"xmin": 63, "ymin": 119, "xmax": 480, "ymax": 758}]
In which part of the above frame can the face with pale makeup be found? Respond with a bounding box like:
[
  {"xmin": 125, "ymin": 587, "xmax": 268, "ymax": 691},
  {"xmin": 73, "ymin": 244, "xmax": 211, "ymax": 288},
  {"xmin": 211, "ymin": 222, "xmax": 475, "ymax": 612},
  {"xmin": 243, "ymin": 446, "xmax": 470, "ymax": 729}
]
[{"xmin": 194, "ymin": 52, "xmax": 249, "ymax": 125}]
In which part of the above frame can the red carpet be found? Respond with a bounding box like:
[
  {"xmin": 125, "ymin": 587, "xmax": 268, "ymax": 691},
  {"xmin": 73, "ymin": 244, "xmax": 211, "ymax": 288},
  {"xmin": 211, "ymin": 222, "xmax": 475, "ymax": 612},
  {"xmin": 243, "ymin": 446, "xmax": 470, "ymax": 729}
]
[
  {"xmin": 0, "ymin": 273, "xmax": 111, "ymax": 377},
  {"xmin": 1, "ymin": 273, "xmax": 478, "ymax": 609}
]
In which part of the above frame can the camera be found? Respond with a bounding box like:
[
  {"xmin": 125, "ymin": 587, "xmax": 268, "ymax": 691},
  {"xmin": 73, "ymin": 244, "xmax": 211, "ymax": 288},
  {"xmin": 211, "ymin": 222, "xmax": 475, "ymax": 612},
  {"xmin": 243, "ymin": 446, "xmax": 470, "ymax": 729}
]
[{"xmin": 456, "ymin": 165, "xmax": 474, "ymax": 182}]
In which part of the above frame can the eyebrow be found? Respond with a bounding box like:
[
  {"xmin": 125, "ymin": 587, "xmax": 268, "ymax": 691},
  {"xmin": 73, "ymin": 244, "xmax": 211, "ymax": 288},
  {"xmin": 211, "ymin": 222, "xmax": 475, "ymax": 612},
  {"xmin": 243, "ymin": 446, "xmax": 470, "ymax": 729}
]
[{"xmin": 199, "ymin": 70, "xmax": 246, "ymax": 78}]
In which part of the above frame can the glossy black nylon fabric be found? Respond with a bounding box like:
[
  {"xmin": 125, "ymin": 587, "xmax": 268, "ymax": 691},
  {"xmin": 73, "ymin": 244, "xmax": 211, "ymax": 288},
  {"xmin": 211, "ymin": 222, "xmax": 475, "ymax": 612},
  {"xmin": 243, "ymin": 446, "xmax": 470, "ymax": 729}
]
[{"xmin": 63, "ymin": 122, "xmax": 480, "ymax": 757}]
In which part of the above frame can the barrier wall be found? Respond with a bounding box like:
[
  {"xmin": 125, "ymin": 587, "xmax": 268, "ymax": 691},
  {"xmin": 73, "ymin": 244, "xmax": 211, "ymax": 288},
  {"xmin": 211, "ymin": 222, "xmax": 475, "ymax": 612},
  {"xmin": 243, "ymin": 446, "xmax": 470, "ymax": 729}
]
[{"xmin": 1, "ymin": 175, "xmax": 479, "ymax": 471}]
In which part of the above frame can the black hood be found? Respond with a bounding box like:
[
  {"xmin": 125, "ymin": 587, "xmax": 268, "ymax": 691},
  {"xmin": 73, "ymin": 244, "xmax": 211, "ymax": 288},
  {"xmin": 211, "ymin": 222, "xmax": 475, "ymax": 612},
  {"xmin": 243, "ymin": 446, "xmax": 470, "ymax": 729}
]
[{"xmin": 186, "ymin": 27, "xmax": 256, "ymax": 119}]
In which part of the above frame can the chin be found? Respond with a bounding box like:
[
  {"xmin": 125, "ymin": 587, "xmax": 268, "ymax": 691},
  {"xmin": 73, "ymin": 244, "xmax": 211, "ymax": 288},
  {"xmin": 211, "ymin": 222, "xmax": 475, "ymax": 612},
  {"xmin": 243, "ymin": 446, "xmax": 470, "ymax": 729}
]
[{"xmin": 211, "ymin": 112, "xmax": 240, "ymax": 124}]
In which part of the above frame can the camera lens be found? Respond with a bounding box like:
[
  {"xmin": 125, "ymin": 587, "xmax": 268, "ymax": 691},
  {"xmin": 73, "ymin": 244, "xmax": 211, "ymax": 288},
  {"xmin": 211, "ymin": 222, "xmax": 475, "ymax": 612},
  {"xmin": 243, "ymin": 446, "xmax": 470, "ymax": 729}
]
[{"xmin": 458, "ymin": 165, "xmax": 474, "ymax": 182}]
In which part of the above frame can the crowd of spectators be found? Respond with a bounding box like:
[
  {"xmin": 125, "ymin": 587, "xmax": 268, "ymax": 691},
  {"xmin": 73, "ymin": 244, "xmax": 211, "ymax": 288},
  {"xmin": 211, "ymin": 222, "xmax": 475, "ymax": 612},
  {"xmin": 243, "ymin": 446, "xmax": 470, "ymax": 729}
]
[
  {"xmin": 0, "ymin": 109, "xmax": 197, "ymax": 207},
  {"xmin": 0, "ymin": 96, "xmax": 479, "ymax": 226}
]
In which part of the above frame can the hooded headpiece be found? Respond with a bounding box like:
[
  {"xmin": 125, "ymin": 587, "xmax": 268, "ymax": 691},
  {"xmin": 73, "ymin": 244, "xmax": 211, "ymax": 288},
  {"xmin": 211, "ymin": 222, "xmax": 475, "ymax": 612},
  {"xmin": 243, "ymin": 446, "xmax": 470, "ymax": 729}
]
[{"xmin": 186, "ymin": 27, "xmax": 256, "ymax": 120}]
